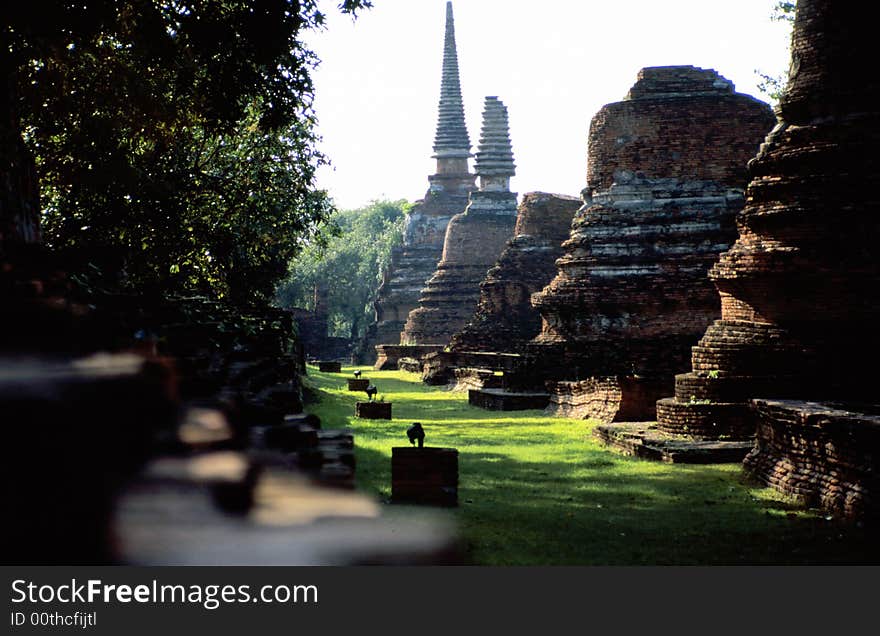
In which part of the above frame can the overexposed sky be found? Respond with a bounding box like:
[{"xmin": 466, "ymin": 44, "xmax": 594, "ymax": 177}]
[{"xmin": 306, "ymin": 0, "xmax": 792, "ymax": 209}]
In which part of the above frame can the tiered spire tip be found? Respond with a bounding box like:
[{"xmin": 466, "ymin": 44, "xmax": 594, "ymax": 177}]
[
  {"xmin": 474, "ymin": 96, "xmax": 515, "ymax": 177},
  {"xmin": 432, "ymin": 2, "xmax": 471, "ymax": 159}
]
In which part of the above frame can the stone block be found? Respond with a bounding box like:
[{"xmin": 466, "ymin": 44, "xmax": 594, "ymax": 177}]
[
  {"xmin": 392, "ymin": 447, "xmax": 459, "ymax": 506},
  {"xmin": 356, "ymin": 401, "xmax": 392, "ymax": 420}
]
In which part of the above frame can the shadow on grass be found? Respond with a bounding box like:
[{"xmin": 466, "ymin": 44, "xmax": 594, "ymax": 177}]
[{"xmin": 305, "ymin": 366, "xmax": 880, "ymax": 565}]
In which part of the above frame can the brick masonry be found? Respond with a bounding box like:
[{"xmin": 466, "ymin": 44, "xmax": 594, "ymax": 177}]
[
  {"xmin": 448, "ymin": 192, "xmax": 581, "ymax": 355},
  {"xmin": 526, "ymin": 66, "xmax": 774, "ymax": 423},
  {"xmin": 655, "ymin": 0, "xmax": 880, "ymax": 466},
  {"xmin": 744, "ymin": 400, "xmax": 880, "ymax": 520}
]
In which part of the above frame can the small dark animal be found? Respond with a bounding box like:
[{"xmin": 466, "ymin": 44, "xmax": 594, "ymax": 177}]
[
  {"xmin": 365, "ymin": 384, "xmax": 378, "ymax": 401},
  {"xmin": 353, "ymin": 370, "xmax": 362, "ymax": 379},
  {"xmin": 407, "ymin": 422, "xmax": 425, "ymax": 448}
]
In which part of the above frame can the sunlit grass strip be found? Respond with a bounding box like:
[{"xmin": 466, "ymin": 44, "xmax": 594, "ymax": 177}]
[{"xmin": 304, "ymin": 364, "xmax": 879, "ymax": 565}]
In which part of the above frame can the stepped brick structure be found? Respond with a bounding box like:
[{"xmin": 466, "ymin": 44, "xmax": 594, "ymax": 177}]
[
  {"xmin": 420, "ymin": 192, "xmax": 580, "ymax": 385},
  {"xmin": 400, "ymin": 96, "xmax": 518, "ymax": 348},
  {"xmin": 365, "ymin": 2, "xmax": 475, "ymax": 367},
  {"xmin": 450, "ymin": 192, "xmax": 581, "ymax": 353},
  {"xmin": 657, "ymin": 0, "xmax": 880, "ymax": 441},
  {"xmin": 652, "ymin": 1, "xmax": 879, "ymax": 514},
  {"xmin": 527, "ymin": 66, "xmax": 775, "ymax": 422}
]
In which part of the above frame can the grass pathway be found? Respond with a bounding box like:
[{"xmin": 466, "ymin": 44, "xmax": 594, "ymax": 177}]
[{"xmin": 305, "ymin": 365, "xmax": 878, "ymax": 565}]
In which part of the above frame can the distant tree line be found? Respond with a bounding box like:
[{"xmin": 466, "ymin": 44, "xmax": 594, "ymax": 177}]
[{"xmin": 276, "ymin": 199, "xmax": 408, "ymax": 342}]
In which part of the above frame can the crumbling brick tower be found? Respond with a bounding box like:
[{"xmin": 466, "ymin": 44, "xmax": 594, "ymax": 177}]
[
  {"xmin": 400, "ymin": 96, "xmax": 518, "ymax": 347},
  {"xmin": 366, "ymin": 1, "xmax": 475, "ymax": 367},
  {"xmin": 526, "ymin": 66, "xmax": 774, "ymax": 422},
  {"xmin": 449, "ymin": 191, "xmax": 581, "ymax": 354},
  {"xmin": 655, "ymin": 0, "xmax": 880, "ymax": 515}
]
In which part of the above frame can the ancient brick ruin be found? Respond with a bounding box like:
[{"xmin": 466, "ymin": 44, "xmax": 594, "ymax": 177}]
[
  {"xmin": 647, "ymin": 0, "xmax": 879, "ymax": 517},
  {"xmin": 420, "ymin": 191, "xmax": 580, "ymax": 386},
  {"xmin": 526, "ymin": 66, "xmax": 775, "ymax": 422},
  {"xmin": 451, "ymin": 192, "xmax": 581, "ymax": 353},
  {"xmin": 399, "ymin": 96, "xmax": 518, "ymax": 349},
  {"xmin": 291, "ymin": 285, "xmax": 350, "ymax": 362},
  {"xmin": 368, "ymin": 2, "xmax": 475, "ymax": 368}
]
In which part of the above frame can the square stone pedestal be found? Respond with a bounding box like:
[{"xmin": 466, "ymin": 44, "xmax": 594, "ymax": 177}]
[
  {"xmin": 391, "ymin": 447, "xmax": 458, "ymax": 506},
  {"xmin": 347, "ymin": 378, "xmax": 370, "ymax": 391},
  {"xmin": 356, "ymin": 401, "xmax": 392, "ymax": 420}
]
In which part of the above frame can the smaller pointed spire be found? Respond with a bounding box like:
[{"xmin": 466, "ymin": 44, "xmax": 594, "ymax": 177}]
[{"xmin": 474, "ymin": 97, "xmax": 515, "ymax": 191}]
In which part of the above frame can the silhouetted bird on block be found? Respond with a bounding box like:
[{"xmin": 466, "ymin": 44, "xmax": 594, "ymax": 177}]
[
  {"xmin": 407, "ymin": 422, "xmax": 425, "ymax": 448},
  {"xmin": 353, "ymin": 370, "xmax": 362, "ymax": 379},
  {"xmin": 364, "ymin": 384, "xmax": 378, "ymax": 401}
]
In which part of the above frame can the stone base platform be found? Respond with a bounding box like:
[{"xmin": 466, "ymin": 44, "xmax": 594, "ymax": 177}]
[
  {"xmin": 421, "ymin": 350, "xmax": 524, "ymax": 386},
  {"xmin": 318, "ymin": 361, "xmax": 342, "ymax": 373},
  {"xmin": 744, "ymin": 400, "xmax": 880, "ymax": 520},
  {"xmin": 391, "ymin": 447, "xmax": 458, "ymax": 507},
  {"xmin": 356, "ymin": 401, "xmax": 392, "ymax": 420},
  {"xmin": 374, "ymin": 345, "xmax": 444, "ymax": 371},
  {"xmin": 594, "ymin": 422, "xmax": 754, "ymax": 464},
  {"xmin": 451, "ymin": 367, "xmax": 504, "ymax": 392},
  {"xmin": 545, "ymin": 376, "xmax": 671, "ymax": 423},
  {"xmin": 468, "ymin": 388, "xmax": 549, "ymax": 411},
  {"xmin": 398, "ymin": 358, "xmax": 423, "ymax": 373},
  {"xmin": 347, "ymin": 378, "xmax": 370, "ymax": 391}
]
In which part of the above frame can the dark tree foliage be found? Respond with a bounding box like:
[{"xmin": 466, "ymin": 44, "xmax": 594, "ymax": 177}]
[
  {"xmin": 276, "ymin": 199, "xmax": 407, "ymax": 341},
  {"xmin": 3, "ymin": 0, "xmax": 371, "ymax": 304}
]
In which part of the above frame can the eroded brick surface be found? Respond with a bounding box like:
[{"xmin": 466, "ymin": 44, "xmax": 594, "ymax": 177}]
[{"xmin": 526, "ymin": 66, "xmax": 774, "ymax": 422}]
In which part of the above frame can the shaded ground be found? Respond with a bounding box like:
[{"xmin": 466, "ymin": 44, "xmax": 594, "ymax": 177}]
[{"xmin": 305, "ymin": 365, "xmax": 879, "ymax": 565}]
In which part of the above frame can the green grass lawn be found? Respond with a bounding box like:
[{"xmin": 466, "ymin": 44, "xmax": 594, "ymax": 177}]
[{"xmin": 304, "ymin": 365, "xmax": 880, "ymax": 565}]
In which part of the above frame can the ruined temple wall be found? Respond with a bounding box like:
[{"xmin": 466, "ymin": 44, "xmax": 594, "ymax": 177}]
[
  {"xmin": 587, "ymin": 68, "xmax": 772, "ymax": 192},
  {"xmin": 526, "ymin": 66, "xmax": 775, "ymax": 420},
  {"xmin": 401, "ymin": 190, "xmax": 518, "ymax": 345},
  {"xmin": 449, "ymin": 192, "xmax": 581, "ymax": 353},
  {"xmin": 656, "ymin": 1, "xmax": 880, "ymax": 455}
]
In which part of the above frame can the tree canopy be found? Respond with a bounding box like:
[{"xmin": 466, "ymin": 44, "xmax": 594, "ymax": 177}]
[
  {"xmin": 2, "ymin": 0, "xmax": 372, "ymax": 305},
  {"xmin": 276, "ymin": 199, "xmax": 408, "ymax": 341},
  {"xmin": 756, "ymin": 1, "xmax": 796, "ymax": 103}
]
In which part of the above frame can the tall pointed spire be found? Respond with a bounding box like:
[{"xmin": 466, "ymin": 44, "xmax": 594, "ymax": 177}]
[
  {"xmin": 432, "ymin": 2, "xmax": 471, "ymax": 162},
  {"xmin": 474, "ymin": 96, "xmax": 515, "ymax": 191}
]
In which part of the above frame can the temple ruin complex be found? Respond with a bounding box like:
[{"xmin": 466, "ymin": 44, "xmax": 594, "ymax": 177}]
[
  {"xmin": 524, "ymin": 66, "xmax": 774, "ymax": 421},
  {"xmin": 367, "ymin": 1, "xmax": 475, "ymax": 367}
]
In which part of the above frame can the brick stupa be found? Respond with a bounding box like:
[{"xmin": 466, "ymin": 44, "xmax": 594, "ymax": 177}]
[
  {"xmin": 399, "ymin": 96, "xmax": 519, "ymax": 351},
  {"xmin": 369, "ymin": 2, "xmax": 475, "ymax": 369},
  {"xmin": 646, "ymin": 0, "xmax": 880, "ymax": 517},
  {"xmin": 421, "ymin": 192, "xmax": 581, "ymax": 386},
  {"xmin": 526, "ymin": 66, "xmax": 774, "ymax": 422}
]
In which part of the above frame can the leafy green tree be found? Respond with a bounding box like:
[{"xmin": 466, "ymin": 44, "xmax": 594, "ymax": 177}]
[
  {"xmin": 756, "ymin": 1, "xmax": 796, "ymax": 103},
  {"xmin": 2, "ymin": 0, "xmax": 371, "ymax": 306},
  {"xmin": 276, "ymin": 200, "xmax": 408, "ymax": 340}
]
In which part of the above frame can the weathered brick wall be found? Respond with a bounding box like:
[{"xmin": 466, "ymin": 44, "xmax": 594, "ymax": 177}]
[
  {"xmin": 449, "ymin": 192, "xmax": 580, "ymax": 354},
  {"xmin": 656, "ymin": 0, "xmax": 880, "ymax": 452},
  {"xmin": 401, "ymin": 190, "xmax": 518, "ymax": 345},
  {"xmin": 745, "ymin": 400, "xmax": 880, "ymax": 520},
  {"xmin": 527, "ymin": 66, "xmax": 774, "ymax": 421},
  {"xmin": 547, "ymin": 376, "xmax": 671, "ymax": 423},
  {"xmin": 587, "ymin": 66, "xmax": 772, "ymax": 192}
]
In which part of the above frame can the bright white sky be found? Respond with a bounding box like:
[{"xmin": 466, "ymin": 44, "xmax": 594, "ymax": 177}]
[{"xmin": 306, "ymin": 0, "xmax": 792, "ymax": 210}]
